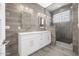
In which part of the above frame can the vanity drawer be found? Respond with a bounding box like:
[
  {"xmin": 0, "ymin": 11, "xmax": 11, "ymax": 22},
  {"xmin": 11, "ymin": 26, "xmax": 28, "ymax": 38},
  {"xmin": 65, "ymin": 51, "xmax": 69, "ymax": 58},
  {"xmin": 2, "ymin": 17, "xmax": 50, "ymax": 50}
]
[{"xmin": 19, "ymin": 33, "xmax": 41, "ymax": 40}]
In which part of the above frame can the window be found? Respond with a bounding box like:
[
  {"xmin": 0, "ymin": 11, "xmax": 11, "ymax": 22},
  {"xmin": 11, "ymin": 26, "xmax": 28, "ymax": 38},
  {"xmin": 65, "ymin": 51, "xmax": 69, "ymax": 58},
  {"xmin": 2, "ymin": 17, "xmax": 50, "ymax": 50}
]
[{"xmin": 53, "ymin": 10, "xmax": 70, "ymax": 23}]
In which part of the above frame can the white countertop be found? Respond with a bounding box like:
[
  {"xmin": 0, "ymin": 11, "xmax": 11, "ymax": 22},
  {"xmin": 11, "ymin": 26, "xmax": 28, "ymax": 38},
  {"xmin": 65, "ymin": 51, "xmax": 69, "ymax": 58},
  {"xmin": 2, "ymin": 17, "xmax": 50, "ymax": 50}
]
[{"xmin": 18, "ymin": 30, "xmax": 50, "ymax": 35}]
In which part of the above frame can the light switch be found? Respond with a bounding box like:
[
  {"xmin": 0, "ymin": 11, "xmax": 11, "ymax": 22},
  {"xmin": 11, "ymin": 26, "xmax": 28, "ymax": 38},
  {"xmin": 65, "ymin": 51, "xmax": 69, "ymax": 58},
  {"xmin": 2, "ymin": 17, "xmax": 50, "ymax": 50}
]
[{"xmin": 18, "ymin": 26, "xmax": 21, "ymax": 30}]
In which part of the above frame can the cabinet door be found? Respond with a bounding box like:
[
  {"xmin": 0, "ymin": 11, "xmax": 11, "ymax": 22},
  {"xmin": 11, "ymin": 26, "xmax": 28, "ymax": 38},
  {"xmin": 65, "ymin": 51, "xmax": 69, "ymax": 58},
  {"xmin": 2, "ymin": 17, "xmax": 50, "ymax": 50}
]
[
  {"xmin": 28, "ymin": 33, "xmax": 41, "ymax": 53},
  {"xmin": 19, "ymin": 33, "xmax": 41, "ymax": 56},
  {"xmin": 19, "ymin": 38, "xmax": 34, "ymax": 56},
  {"xmin": 33, "ymin": 34, "xmax": 42, "ymax": 51},
  {"xmin": 40, "ymin": 32, "xmax": 51, "ymax": 47}
]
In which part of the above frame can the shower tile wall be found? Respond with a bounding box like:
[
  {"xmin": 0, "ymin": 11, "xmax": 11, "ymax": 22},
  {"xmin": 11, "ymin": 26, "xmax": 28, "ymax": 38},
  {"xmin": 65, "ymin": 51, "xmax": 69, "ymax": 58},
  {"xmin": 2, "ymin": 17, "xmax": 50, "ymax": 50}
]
[
  {"xmin": 52, "ymin": 4, "xmax": 73, "ymax": 44},
  {"xmin": 72, "ymin": 4, "xmax": 78, "ymax": 55}
]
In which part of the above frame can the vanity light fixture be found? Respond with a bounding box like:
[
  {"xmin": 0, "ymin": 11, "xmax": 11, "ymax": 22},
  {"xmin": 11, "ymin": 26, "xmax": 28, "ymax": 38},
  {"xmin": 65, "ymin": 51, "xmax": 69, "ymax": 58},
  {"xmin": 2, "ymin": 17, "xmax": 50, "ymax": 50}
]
[
  {"xmin": 25, "ymin": 7, "xmax": 33, "ymax": 15},
  {"xmin": 25, "ymin": 7, "xmax": 28, "ymax": 10},
  {"xmin": 6, "ymin": 25, "xmax": 10, "ymax": 29},
  {"xmin": 18, "ymin": 5, "xmax": 33, "ymax": 14},
  {"xmin": 29, "ymin": 9, "xmax": 33, "ymax": 14},
  {"xmin": 37, "ymin": 12, "xmax": 41, "ymax": 16},
  {"xmin": 37, "ymin": 12, "xmax": 51, "ymax": 20},
  {"xmin": 37, "ymin": 12, "xmax": 46, "ymax": 17},
  {"xmin": 17, "ymin": 4, "xmax": 34, "ymax": 15},
  {"xmin": 18, "ymin": 26, "xmax": 21, "ymax": 30},
  {"xmin": 17, "ymin": 5, "xmax": 24, "ymax": 13},
  {"xmin": 24, "ymin": 6, "xmax": 29, "ymax": 12}
]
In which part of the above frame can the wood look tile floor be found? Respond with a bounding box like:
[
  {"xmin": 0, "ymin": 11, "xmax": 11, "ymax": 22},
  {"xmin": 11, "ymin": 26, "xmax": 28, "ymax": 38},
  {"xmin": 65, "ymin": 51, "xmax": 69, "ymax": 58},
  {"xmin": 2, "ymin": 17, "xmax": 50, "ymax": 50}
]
[
  {"xmin": 31, "ymin": 41, "xmax": 73, "ymax": 56},
  {"xmin": 6, "ymin": 41, "xmax": 73, "ymax": 56}
]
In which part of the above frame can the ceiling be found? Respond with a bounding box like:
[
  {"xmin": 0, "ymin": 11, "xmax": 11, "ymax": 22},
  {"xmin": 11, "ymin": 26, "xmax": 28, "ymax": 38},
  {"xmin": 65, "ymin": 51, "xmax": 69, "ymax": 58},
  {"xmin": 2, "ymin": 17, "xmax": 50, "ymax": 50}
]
[
  {"xmin": 38, "ymin": 3, "xmax": 69, "ymax": 12},
  {"xmin": 38, "ymin": 3, "xmax": 52, "ymax": 8}
]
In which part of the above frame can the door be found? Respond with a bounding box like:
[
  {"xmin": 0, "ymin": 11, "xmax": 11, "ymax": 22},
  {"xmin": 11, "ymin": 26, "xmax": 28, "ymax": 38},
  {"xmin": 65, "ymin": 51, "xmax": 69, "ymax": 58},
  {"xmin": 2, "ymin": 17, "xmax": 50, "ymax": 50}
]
[
  {"xmin": 0, "ymin": 3, "xmax": 6, "ymax": 56},
  {"xmin": 41, "ymin": 32, "xmax": 51, "ymax": 47},
  {"xmin": 53, "ymin": 10, "xmax": 72, "ymax": 44}
]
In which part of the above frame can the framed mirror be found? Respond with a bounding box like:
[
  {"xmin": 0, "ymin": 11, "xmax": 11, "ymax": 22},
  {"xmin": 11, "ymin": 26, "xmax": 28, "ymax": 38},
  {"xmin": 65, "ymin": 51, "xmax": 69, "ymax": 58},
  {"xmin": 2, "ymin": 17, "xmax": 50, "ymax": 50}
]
[
  {"xmin": 39, "ymin": 17, "xmax": 45, "ymax": 26},
  {"xmin": 38, "ymin": 16, "xmax": 46, "ymax": 29}
]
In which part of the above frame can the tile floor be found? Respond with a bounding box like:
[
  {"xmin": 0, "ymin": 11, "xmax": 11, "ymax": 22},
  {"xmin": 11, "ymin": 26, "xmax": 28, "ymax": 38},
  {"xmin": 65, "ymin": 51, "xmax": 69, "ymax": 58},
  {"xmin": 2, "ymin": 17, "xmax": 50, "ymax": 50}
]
[{"xmin": 31, "ymin": 41, "xmax": 73, "ymax": 56}]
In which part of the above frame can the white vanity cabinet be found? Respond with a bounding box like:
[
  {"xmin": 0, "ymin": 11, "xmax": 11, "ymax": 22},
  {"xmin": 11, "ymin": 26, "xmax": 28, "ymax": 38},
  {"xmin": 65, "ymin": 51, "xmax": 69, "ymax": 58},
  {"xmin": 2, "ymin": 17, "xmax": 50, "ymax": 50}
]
[
  {"xmin": 40, "ymin": 32, "xmax": 51, "ymax": 48},
  {"xmin": 18, "ymin": 31, "xmax": 51, "ymax": 56}
]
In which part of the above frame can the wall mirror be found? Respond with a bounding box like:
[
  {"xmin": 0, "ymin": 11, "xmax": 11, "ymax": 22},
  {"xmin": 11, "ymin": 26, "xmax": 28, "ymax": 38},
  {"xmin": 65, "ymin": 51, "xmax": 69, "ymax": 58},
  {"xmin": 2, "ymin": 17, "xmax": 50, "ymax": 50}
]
[{"xmin": 39, "ymin": 17, "xmax": 46, "ymax": 29}]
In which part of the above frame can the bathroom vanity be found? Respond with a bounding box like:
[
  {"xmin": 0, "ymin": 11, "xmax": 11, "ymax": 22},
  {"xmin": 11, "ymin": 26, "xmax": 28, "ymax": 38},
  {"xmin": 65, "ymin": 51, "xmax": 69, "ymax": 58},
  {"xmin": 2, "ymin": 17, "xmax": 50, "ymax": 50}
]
[{"xmin": 18, "ymin": 31, "xmax": 51, "ymax": 56}]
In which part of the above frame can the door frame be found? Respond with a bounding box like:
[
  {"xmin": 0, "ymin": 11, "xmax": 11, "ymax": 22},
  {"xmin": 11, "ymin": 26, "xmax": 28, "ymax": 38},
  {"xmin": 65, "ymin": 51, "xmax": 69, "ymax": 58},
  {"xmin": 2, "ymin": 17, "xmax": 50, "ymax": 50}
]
[
  {"xmin": 51, "ymin": 3, "xmax": 79, "ymax": 55},
  {"xmin": 71, "ymin": 3, "xmax": 79, "ymax": 55},
  {"xmin": 0, "ymin": 3, "xmax": 6, "ymax": 56}
]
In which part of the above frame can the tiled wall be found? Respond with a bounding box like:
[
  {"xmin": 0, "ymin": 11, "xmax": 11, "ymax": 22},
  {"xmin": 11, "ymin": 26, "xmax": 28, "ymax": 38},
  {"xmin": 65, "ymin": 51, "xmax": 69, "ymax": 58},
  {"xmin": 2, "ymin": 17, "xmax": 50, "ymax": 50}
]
[
  {"xmin": 5, "ymin": 3, "xmax": 51, "ymax": 56},
  {"xmin": 72, "ymin": 4, "xmax": 78, "ymax": 55},
  {"xmin": 78, "ymin": 4, "xmax": 79, "ymax": 55}
]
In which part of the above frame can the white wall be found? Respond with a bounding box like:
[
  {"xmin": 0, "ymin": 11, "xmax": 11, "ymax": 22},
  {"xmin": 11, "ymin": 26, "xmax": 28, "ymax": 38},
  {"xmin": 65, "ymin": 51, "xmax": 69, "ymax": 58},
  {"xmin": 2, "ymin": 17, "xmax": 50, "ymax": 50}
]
[
  {"xmin": 0, "ymin": 3, "xmax": 5, "ymax": 45},
  {"xmin": 0, "ymin": 3, "xmax": 5, "ymax": 56}
]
